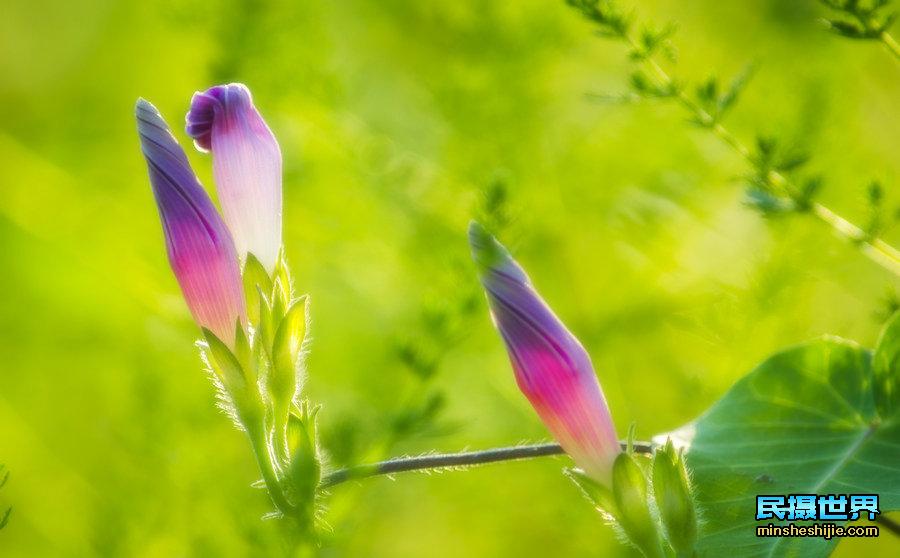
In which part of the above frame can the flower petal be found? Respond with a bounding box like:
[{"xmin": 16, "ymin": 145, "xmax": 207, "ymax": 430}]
[
  {"xmin": 137, "ymin": 98, "xmax": 246, "ymax": 346},
  {"xmin": 185, "ymin": 83, "xmax": 282, "ymax": 272}
]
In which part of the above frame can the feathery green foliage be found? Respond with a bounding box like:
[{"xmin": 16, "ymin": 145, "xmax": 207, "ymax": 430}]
[{"xmin": 567, "ymin": 0, "xmax": 900, "ymax": 276}]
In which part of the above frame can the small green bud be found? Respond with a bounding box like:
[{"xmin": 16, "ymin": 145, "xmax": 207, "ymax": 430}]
[
  {"xmin": 612, "ymin": 453, "xmax": 664, "ymax": 558},
  {"xmin": 652, "ymin": 439, "xmax": 698, "ymax": 556},
  {"xmin": 269, "ymin": 296, "xmax": 309, "ymax": 425},
  {"xmin": 287, "ymin": 406, "xmax": 321, "ymax": 505}
]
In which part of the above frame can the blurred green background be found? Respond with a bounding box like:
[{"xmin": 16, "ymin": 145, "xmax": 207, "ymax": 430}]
[{"xmin": 1, "ymin": 0, "xmax": 899, "ymax": 556}]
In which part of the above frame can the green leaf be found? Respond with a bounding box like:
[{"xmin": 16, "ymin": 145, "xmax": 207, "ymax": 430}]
[
  {"xmin": 874, "ymin": 311, "xmax": 900, "ymax": 418},
  {"xmin": 390, "ymin": 392, "xmax": 446, "ymax": 436},
  {"xmin": 695, "ymin": 77, "xmax": 718, "ymax": 110},
  {"xmin": 877, "ymin": 11, "xmax": 897, "ymax": 33},
  {"xmin": 826, "ymin": 19, "xmax": 869, "ymax": 38},
  {"xmin": 679, "ymin": 336, "xmax": 900, "ymax": 558},
  {"xmin": 794, "ymin": 176, "xmax": 823, "ymax": 211},
  {"xmin": 716, "ymin": 63, "xmax": 755, "ymax": 118}
]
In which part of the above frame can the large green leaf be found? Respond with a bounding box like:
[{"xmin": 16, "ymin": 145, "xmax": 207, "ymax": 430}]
[{"xmin": 675, "ymin": 330, "xmax": 900, "ymax": 557}]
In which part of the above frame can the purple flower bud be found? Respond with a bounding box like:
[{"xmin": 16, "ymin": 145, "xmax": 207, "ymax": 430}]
[
  {"xmin": 137, "ymin": 99, "xmax": 246, "ymax": 347},
  {"xmin": 469, "ymin": 222, "xmax": 620, "ymax": 483},
  {"xmin": 186, "ymin": 83, "xmax": 282, "ymax": 272}
]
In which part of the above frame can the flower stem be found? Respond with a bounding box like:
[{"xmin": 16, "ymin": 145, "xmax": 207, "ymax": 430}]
[
  {"xmin": 320, "ymin": 441, "xmax": 653, "ymax": 488},
  {"xmin": 247, "ymin": 421, "xmax": 296, "ymax": 515},
  {"xmin": 626, "ymin": 36, "xmax": 900, "ymax": 277}
]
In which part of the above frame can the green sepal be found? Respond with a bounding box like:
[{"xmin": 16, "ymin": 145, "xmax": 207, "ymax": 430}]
[
  {"xmin": 612, "ymin": 452, "xmax": 665, "ymax": 558},
  {"xmin": 873, "ymin": 311, "xmax": 900, "ymax": 419},
  {"xmin": 269, "ymin": 296, "xmax": 309, "ymax": 413},
  {"xmin": 271, "ymin": 277, "xmax": 288, "ymax": 323},
  {"xmin": 233, "ymin": 321, "xmax": 254, "ymax": 384},
  {"xmin": 254, "ymin": 286, "xmax": 274, "ymax": 358},
  {"xmin": 566, "ymin": 468, "xmax": 617, "ymax": 517},
  {"xmin": 202, "ymin": 328, "xmax": 246, "ymax": 393},
  {"xmin": 242, "ymin": 254, "xmax": 272, "ymax": 325},
  {"xmin": 273, "ymin": 248, "xmax": 293, "ymax": 305},
  {"xmin": 652, "ymin": 439, "xmax": 697, "ymax": 556},
  {"xmin": 286, "ymin": 403, "xmax": 321, "ymax": 505}
]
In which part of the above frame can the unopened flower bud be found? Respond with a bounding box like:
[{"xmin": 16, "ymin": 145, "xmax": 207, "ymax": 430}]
[{"xmin": 469, "ymin": 222, "xmax": 620, "ymax": 483}]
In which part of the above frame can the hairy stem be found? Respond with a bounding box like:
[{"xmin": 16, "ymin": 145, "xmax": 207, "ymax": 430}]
[
  {"xmin": 247, "ymin": 419, "xmax": 296, "ymax": 515},
  {"xmin": 623, "ymin": 35, "xmax": 900, "ymax": 276},
  {"xmin": 321, "ymin": 441, "xmax": 653, "ymax": 488}
]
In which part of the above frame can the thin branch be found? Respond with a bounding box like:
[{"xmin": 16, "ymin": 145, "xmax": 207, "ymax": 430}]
[
  {"xmin": 321, "ymin": 441, "xmax": 653, "ymax": 488},
  {"xmin": 623, "ymin": 33, "xmax": 900, "ymax": 276},
  {"xmin": 819, "ymin": 0, "xmax": 900, "ymax": 63}
]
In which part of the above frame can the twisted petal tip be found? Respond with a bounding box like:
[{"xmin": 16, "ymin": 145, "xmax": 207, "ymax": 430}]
[
  {"xmin": 135, "ymin": 97, "xmax": 152, "ymax": 113},
  {"xmin": 184, "ymin": 82, "xmax": 283, "ymax": 272},
  {"xmin": 468, "ymin": 221, "xmax": 528, "ymax": 284},
  {"xmin": 185, "ymin": 83, "xmax": 254, "ymax": 151}
]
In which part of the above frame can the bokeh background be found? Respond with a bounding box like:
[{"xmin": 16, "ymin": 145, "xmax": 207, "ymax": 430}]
[{"xmin": 1, "ymin": 0, "xmax": 899, "ymax": 556}]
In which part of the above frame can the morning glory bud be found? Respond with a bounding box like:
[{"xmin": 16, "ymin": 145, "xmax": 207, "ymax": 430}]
[
  {"xmin": 136, "ymin": 99, "xmax": 246, "ymax": 347},
  {"xmin": 468, "ymin": 222, "xmax": 620, "ymax": 483},
  {"xmin": 185, "ymin": 83, "xmax": 283, "ymax": 272}
]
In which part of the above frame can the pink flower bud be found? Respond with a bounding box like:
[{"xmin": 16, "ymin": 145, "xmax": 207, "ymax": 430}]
[{"xmin": 469, "ymin": 222, "xmax": 620, "ymax": 483}]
